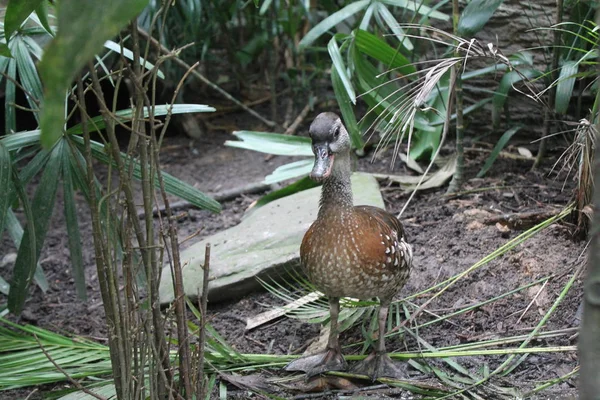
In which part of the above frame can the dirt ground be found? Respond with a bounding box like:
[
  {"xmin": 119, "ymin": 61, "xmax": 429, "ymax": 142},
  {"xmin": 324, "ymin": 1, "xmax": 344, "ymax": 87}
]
[{"xmin": 0, "ymin": 104, "xmax": 585, "ymax": 399}]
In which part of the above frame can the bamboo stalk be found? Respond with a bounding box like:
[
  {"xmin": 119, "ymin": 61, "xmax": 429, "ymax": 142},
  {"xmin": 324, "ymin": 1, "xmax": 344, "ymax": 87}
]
[
  {"xmin": 78, "ymin": 75, "xmax": 127, "ymax": 399},
  {"xmin": 534, "ymin": 0, "xmax": 563, "ymax": 168},
  {"xmin": 579, "ymin": 8, "xmax": 600, "ymax": 398},
  {"xmin": 197, "ymin": 243, "xmax": 211, "ymax": 398},
  {"xmin": 447, "ymin": 0, "xmax": 464, "ymax": 193}
]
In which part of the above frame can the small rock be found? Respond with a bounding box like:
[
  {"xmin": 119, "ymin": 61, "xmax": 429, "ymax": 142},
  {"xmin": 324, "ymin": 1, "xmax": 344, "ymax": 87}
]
[
  {"xmin": 463, "ymin": 209, "xmax": 493, "ymax": 219},
  {"xmin": 466, "ymin": 220, "xmax": 484, "ymax": 231},
  {"xmin": 21, "ymin": 310, "xmax": 38, "ymax": 323},
  {"xmin": 495, "ymin": 222, "xmax": 510, "ymax": 233}
]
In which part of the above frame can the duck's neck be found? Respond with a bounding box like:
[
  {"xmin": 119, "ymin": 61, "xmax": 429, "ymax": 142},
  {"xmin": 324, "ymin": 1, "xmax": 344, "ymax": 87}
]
[{"xmin": 318, "ymin": 152, "xmax": 353, "ymax": 217}]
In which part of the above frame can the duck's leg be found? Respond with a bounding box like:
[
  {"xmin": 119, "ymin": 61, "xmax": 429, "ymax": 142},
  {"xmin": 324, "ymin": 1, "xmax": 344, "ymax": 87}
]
[
  {"xmin": 350, "ymin": 300, "xmax": 405, "ymax": 381},
  {"xmin": 284, "ymin": 297, "xmax": 347, "ymax": 376}
]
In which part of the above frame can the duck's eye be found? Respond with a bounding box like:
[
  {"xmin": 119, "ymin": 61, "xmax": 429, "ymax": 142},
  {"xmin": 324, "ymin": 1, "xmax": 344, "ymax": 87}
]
[{"xmin": 332, "ymin": 127, "xmax": 340, "ymax": 140}]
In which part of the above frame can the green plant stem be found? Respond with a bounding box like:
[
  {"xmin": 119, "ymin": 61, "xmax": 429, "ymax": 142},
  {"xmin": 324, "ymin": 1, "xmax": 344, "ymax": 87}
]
[
  {"xmin": 579, "ymin": 9, "xmax": 600, "ymax": 398},
  {"xmin": 132, "ymin": 21, "xmax": 180, "ymax": 399},
  {"xmin": 447, "ymin": 0, "xmax": 464, "ymax": 193},
  {"xmin": 534, "ymin": 0, "xmax": 563, "ymax": 169},
  {"xmin": 78, "ymin": 75, "xmax": 127, "ymax": 400}
]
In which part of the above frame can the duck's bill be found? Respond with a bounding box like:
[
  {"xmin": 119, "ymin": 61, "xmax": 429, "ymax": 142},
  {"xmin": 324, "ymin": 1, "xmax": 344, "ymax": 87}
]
[{"xmin": 310, "ymin": 145, "xmax": 334, "ymax": 182}]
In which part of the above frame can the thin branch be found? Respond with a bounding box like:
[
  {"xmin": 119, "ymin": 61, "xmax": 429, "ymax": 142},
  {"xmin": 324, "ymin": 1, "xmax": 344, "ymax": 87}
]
[
  {"xmin": 34, "ymin": 334, "xmax": 108, "ymax": 400},
  {"xmin": 136, "ymin": 26, "xmax": 280, "ymax": 129},
  {"xmin": 197, "ymin": 243, "xmax": 211, "ymax": 398}
]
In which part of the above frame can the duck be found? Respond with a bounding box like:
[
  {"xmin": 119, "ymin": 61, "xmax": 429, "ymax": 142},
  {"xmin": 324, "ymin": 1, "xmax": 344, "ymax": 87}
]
[{"xmin": 284, "ymin": 112, "xmax": 413, "ymax": 381}]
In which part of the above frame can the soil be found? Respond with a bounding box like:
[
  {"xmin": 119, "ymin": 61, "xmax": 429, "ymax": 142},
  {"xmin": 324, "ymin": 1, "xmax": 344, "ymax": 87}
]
[{"xmin": 0, "ymin": 103, "xmax": 584, "ymax": 399}]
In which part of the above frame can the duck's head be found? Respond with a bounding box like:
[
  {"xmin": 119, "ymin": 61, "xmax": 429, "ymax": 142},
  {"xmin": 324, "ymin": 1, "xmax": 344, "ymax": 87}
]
[{"xmin": 308, "ymin": 112, "xmax": 351, "ymax": 182}]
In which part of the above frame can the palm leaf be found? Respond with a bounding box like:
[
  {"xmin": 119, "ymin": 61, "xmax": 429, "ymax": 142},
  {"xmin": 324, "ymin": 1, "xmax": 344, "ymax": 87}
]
[
  {"xmin": 457, "ymin": 0, "xmax": 505, "ymax": 37},
  {"xmin": 8, "ymin": 140, "xmax": 63, "ymax": 314},
  {"xmin": 299, "ymin": 0, "xmax": 370, "ymax": 48},
  {"xmin": 225, "ymin": 131, "xmax": 312, "ymax": 156},
  {"xmin": 554, "ymin": 60, "xmax": 578, "ymax": 115}
]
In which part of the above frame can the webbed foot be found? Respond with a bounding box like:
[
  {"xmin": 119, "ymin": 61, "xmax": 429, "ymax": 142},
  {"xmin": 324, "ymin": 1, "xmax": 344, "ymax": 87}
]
[
  {"xmin": 284, "ymin": 347, "xmax": 348, "ymax": 377},
  {"xmin": 350, "ymin": 352, "xmax": 405, "ymax": 381}
]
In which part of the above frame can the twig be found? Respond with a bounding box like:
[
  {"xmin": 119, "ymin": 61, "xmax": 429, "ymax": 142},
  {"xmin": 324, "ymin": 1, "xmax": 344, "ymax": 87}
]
[
  {"xmin": 516, "ymin": 280, "xmax": 549, "ymax": 325},
  {"xmin": 291, "ymin": 383, "xmax": 404, "ymax": 399},
  {"xmin": 137, "ymin": 27, "xmax": 279, "ymax": 129},
  {"xmin": 482, "ymin": 210, "xmax": 561, "ymax": 230},
  {"xmin": 138, "ymin": 181, "xmax": 273, "ymax": 218},
  {"xmin": 284, "ymin": 102, "xmax": 312, "ymax": 135},
  {"xmin": 34, "ymin": 334, "xmax": 108, "ymax": 400},
  {"xmin": 0, "ymin": 72, "xmax": 41, "ymax": 106},
  {"xmin": 465, "ymin": 147, "xmax": 533, "ymax": 161},
  {"xmin": 197, "ymin": 243, "xmax": 211, "ymax": 398}
]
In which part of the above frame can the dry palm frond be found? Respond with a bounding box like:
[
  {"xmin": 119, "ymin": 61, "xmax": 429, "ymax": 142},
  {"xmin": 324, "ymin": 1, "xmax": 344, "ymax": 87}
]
[
  {"xmin": 360, "ymin": 25, "xmax": 541, "ymax": 215},
  {"xmin": 364, "ymin": 24, "xmax": 536, "ymax": 160},
  {"xmin": 549, "ymin": 118, "xmax": 595, "ymax": 234}
]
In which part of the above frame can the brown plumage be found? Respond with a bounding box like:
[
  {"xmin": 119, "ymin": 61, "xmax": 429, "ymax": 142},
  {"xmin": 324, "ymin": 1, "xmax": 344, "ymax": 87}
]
[{"xmin": 285, "ymin": 112, "xmax": 413, "ymax": 381}]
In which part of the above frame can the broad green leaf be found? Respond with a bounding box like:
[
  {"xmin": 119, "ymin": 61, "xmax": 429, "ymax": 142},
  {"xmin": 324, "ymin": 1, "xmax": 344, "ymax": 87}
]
[
  {"xmin": 352, "ymin": 49, "xmax": 433, "ymax": 134},
  {"xmin": 299, "ymin": 0, "xmax": 370, "ymax": 48},
  {"xmin": 12, "ymin": 36, "xmax": 44, "ymax": 114},
  {"xmin": 492, "ymin": 69, "xmax": 541, "ymax": 127},
  {"xmin": 5, "ymin": 59, "xmax": 17, "ymax": 134},
  {"xmin": 0, "ymin": 44, "xmax": 12, "ymax": 58},
  {"xmin": 69, "ymin": 136, "xmax": 222, "ymax": 213},
  {"xmin": 360, "ymin": 2, "xmax": 377, "ymax": 30},
  {"xmin": 253, "ymin": 176, "xmax": 318, "ymax": 208},
  {"xmin": 376, "ymin": 3, "xmax": 414, "ymax": 51},
  {"xmin": 555, "ymin": 60, "xmax": 578, "ymax": 115},
  {"xmin": 6, "ymin": 210, "xmax": 49, "ymax": 293},
  {"xmin": 331, "ymin": 65, "xmax": 363, "ymax": 149},
  {"xmin": 34, "ymin": 1, "xmax": 54, "ymax": 36},
  {"xmin": 380, "ymin": 0, "xmax": 449, "ymax": 20},
  {"xmin": 22, "ymin": 35, "xmax": 45, "ymax": 61},
  {"xmin": 1, "ymin": 130, "xmax": 41, "ymax": 151},
  {"xmin": 328, "ymin": 36, "xmax": 356, "ymax": 104},
  {"xmin": 409, "ymin": 124, "xmax": 443, "ymax": 160},
  {"xmin": 66, "ymin": 104, "xmax": 215, "ymax": 135},
  {"xmin": 476, "ymin": 125, "xmax": 523, "ymax": 178},
  {"xmin": 0, "ymin": 276, "xmax": 8, "ymax": 295},
  {"xmin": 409, "ymin": 73, "xmax": 450, "ymax": 160},
  {"xmin": 264, "ymin": 159, "xmax": 314, "ymax": 184},
  {"xmin": 61, "ymin": 145, "xmax": 86, "ymax": 300},
  {"xmin": 8, "ymin": 140, "xmax": 62, "ymax": 314},
  {"xmin": 39, "ymin": 0, "xmax": 149, "ymax": 148},
  {"xmin": 103, "ymin": 40, "xmax": 165, "ymax": 79},
  {"xmin": 0, "ymin": 143, "xmax": 11, "ymax": 237},
  {"xmin": 225, "ymin": 131, "xmax": 312, "ymax": 156},
  {"xmin": 457, "ymin": 0, "xmax": 505, "ymax": 37},
  {"xmin": 259, "ymin": 0, "xmax": 274, "ymax": 15},
  {"xmin": 354, "ymin": 29, "xmax": 416, "ymax": 76},
  {"xmin": 4, "ymin": 0, "xmax": 45, "ymax": 40},
  {"xmin": 58, "ymin": 384, "xmax": 117, "ymax": 400}
]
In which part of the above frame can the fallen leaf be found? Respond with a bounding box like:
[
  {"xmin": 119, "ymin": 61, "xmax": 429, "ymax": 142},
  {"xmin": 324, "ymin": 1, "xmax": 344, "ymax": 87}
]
[
  {"xmin": 246, "ymin": 291, "xmax": 323, "ymax": 331},
  {"xmin": 220, "ymin": 373, "xmax": 272, "ymax": 393},
  {"xmin": 495, "ymin": 222, "xmax": 510, "ymax": 233},
  {"xmin": 403, "ymin": 155, "xmax": 457, "ymax": 191},
  {"xmin": 466, "ymin": 220, "xmax": 485, "ymax": 231},
  {"xmin": 399, "ymin": 153, "xmax": 424, "ymax": 173},
  {"xmin": 281, "ymin": 376, "xmax": 358, "ymax": 392},
  {"xmin": 517, "ymin": 147, "xmax": 533, "ymax": 158}
]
